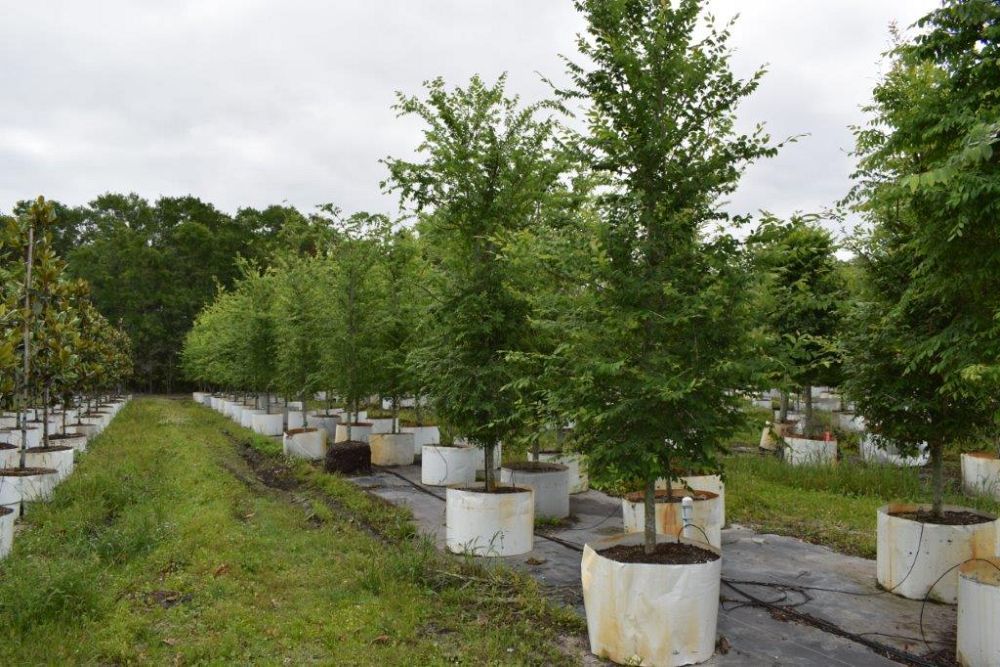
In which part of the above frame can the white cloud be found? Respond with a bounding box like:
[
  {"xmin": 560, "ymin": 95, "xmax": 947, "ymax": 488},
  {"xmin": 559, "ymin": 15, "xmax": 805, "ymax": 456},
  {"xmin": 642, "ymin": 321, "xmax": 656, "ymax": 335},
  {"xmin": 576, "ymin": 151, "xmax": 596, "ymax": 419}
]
[{"xmin": 0, "ymin": 0, "xmax": 938, "ymax": 236}]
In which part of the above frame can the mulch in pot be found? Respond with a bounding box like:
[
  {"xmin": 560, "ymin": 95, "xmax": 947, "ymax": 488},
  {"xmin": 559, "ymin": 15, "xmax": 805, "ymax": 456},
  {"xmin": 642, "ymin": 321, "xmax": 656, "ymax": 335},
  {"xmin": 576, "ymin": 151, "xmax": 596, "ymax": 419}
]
[
  {"xmin": 325, "ymin": 440, "xmax": 371, "ymax": 475},
  {"xmin": 890, "ymin": 509, "xmax": 995, "ymax": 526},
  {"xmin": 504, "ymin": 461, "xmax": 566, "ymax": 473},
  {"xmin": 0, "ymin": 467, "xmax": 58, "ymax": 477},
  {"xmin": 600, "ymin": 541, "xmax": 720, "ymax": 565},
  {"xmin": 624, "ymin": 488, "xmax": 718, "ymax": 504},
  {"xmin": 25, "ymin": 445, "xmax": 75, "ymax": 454}
]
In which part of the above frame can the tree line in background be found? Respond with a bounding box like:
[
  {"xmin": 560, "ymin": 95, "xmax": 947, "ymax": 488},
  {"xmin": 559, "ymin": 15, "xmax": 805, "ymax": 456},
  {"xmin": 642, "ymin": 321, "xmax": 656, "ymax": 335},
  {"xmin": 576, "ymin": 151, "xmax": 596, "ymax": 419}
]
[{"xmin": 1, "ymin": 194, "xmax": 320, "ymax": 392}]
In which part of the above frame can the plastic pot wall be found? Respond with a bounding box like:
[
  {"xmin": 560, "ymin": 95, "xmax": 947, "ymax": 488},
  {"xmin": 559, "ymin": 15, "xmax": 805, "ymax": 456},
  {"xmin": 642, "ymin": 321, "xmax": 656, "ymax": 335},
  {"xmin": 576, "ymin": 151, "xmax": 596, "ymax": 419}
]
[
  {"xmin": 421, "ymin": 445, "xmax": 478, "ymax": 486},
  {"xmin": 622, "ymin": 492, "xmax": 723, "ymax": 549},
  {"xmin": 860, "ymin": 435, "xmax": 928, "ymax": 467},
  {"xmin": 370, "ymin": 433, "xmax": 415, "ymax": 466},
  {"xmin": 531, "ymin": 452, "xmax": 589, "ymax": 494},
  {"xmin": 581, "ymin": 533, "xmax": 721, "ymax": 667},
  {"xmin": 783, "ymin": 436, "xmax": 837, "ymax": 466},
  {"xmin": 962, "ymin": 453, "xmax": 1000, "ymax": 502},
  {"xmin": 877, "ymin": 503, "xmax": 999, "ymax": 604},
  {"xmin": 401, "ymin": 425, "xmax": 440, "ymax": 455},
  {"xmin": 335, "ymin": 423, "xmax": 373, "ymax": 444},
  {"xmin": 957, "ymin": 559, "xmax": 1000, "ymax": 667},
  {"xmin": 251, "ymin": 413, "xmax": 284, "ymax": 437},
  {"xmin": 658, "ymin": 474, "xmax": 726, "ymax": 527},
  {"xmin": 500, "ymin": 465, "xmax": 570, "ymax": 519},
  {"xmin": 282, "ymin": 428, "xmax": 328, "ymax": 461},
  {"xmin": 445, "ymin": 485, "xmax": 534, "ymax": 556},
  {"xmin": 25, "ymin": 448, "xmax": 75, "ymax": 483},
  {"xmin": 0, "ymin": 507, "xmax": 13, "ymax": 559}
]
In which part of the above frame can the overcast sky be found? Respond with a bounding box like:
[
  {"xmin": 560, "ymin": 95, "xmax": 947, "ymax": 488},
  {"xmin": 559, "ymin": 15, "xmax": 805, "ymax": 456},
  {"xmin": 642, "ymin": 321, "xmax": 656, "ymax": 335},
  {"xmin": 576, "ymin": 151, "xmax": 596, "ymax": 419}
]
[{"xmin": 1, "ymin": 0, "xmax": 939, "ymax": 237}]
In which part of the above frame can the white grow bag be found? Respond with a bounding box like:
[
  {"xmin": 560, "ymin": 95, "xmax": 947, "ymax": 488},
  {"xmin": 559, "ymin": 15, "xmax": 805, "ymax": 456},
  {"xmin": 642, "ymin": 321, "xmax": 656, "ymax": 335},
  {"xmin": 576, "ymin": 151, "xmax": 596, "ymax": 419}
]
[
  {"xmin": 446, "ymin": 484, "xmax": 534, "ymax": 556},
  {"xmin": 582, "ymin": 533, "xmax": 721, "ymax": 667},
  {"xmin": 877, "ymin": 503, "xmax": 999, "ymax": 604}
]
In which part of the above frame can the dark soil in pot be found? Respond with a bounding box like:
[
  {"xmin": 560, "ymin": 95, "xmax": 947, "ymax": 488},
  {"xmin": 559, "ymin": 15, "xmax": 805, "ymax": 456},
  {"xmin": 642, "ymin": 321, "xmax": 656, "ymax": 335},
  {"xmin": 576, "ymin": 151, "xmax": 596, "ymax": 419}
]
[
  {"xmin": 967, "ymin": 451, "xmax": 999, "ymax": 461},
  {"xmin": 0, "ymin": 467, "xmax": 58, "ymax": 477},
  {"xmin": 504, "ymin": 461, "xmax": 566, "ymax": 473},
  {"xmin": 285, "ymin": 428, "xmax": 318, "ymax": 436},
  {"xmin": 625, "ymin": 488, "xmax": 718, "ymax": 504},
  {"xmin": 46, "ymin": 433, "xmax": 83, "ymax": 441},
  {"xmin": 600, "ymin": 541, "xmax": 720, "ymax": 565},
  {"xmin": 399, "ymin": 419, "xmax": 436, "ymax": 428},
  {"xmin": 0, "ymin": 443, "xmax": 16, "ymax": 452},
  {"xmin": 0, "ymin": 505, "xmax": 12, "ymax": 518},
  {"xmin": 325, "ymin": 441, "xmax": 370, "ymax": 475},
  {"xmin": 26, "ymin": 445, "xmax": 74, "ymax": 454},
  {"xmin": 890, "ymin": 509, "xmax": 995, "ymax": 526},
  {"xmin": 458, "ymin": 483, "xmax": 530, "ymax": 495}
]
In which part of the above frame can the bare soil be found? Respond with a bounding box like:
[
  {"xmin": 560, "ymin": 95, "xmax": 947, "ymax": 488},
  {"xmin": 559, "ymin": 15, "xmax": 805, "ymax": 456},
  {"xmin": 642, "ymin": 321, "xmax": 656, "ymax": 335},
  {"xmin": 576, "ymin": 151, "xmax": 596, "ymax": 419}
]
[{"xmin": 890, "ymin": 509, "xmax": 994, "ymax": 526}]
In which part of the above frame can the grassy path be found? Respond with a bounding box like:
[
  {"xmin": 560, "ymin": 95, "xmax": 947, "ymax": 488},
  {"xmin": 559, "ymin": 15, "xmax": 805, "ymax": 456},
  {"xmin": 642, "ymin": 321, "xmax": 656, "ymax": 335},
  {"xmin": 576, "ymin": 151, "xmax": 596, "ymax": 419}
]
[
  {"xmin": 724, "ymin": 453, "xmax": 1000, "ymax": 558},
  {"xmin": 0, "ymin": 398, "xmax": 584, "ymax": 665}
]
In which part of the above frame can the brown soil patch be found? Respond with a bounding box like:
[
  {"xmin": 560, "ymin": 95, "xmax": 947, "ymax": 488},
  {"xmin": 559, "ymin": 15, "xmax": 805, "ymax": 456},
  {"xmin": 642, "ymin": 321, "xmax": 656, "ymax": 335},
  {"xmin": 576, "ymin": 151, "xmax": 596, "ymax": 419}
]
[
  {"xmin": 625, "ymin": 488, "xmax": 718, "ymax": 503},
  {"xmin": 504, "ymin": 461, "xmax": 566, "ymax": 473},
  {"xmin": 890, "ymin": 509, "xmax": 995, "ymax": 526}
]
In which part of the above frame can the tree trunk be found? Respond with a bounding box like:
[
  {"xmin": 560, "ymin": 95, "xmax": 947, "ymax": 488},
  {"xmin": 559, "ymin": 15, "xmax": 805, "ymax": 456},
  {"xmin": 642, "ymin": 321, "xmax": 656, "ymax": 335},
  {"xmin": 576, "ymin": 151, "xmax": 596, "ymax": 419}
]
[
  {"xmin": 19, "ymin": 223, "xmax": 34, "ymax": 470},
  {"xmin": 779, "ymin": 391, "xmax": 789, "ymax": 423},
  {"xmin": 391, "ymin": 396, "xmax": 399, "ymax": 434},
  {"xmin": 484, "ymin": 442, "xmax": 495, "ymax": 493},
  {"xmin": 930, "ymin": 442, "xmax": 944, "ymax": 519},
  {"xmin": 42, "ymin": 387, "xmax": 50, "ymax": 448},
  {"xmin": 301, "ymin": 392, "xmax": 308, "ymax": 428},
  {"xmin": 803, "ymin": 384, "xmax": 813, "ymax": 436},
  {"xmin": 644, "ymin": 476, "xmax": 656, "ymax": 556}
]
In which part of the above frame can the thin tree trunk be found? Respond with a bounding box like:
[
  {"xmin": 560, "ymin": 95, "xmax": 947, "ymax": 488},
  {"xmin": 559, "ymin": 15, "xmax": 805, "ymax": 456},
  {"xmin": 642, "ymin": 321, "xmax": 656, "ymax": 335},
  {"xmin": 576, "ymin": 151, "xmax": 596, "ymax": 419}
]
[
  {"xmin": 484, "ymin": 442, "xmax": 495, "ymax": 492},
  {"xmin": 803, "ymin": 384, "xmax": 813, "ymax": 436},
  {"xmin": 644, "ymin": 476, "xmax": 656, "ymax": 556},
  {"xmin": 391, "ymin": 396, "xmax": 399, "ymax": 434},
  {"xmin": 42, "ymin": 387, "xmax": 50, "ymax": 448},
  {"xmin": 930, "ymin": 443, "xmax": 944, "ymax": 519},
  {"xmin": 779, "ymin": 391, "xmax": 789, "ymax": 423},
  {"xmin": 301, "ymin": 392, "xmax": 308, "ymax": 428},
  {"xmin": 19, "ymin": 223, "xmax": 34, "ymax": 470}
]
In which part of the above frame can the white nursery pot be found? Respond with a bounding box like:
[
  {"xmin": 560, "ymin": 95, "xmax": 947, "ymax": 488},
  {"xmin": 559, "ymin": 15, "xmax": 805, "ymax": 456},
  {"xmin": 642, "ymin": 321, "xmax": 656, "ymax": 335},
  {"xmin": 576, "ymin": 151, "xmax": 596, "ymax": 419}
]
[
  {"xmin": 13, "ymin": 468, "xmax": 59, "ymax": 503},
  {"xmin": 957, "ymin": 559, "xmax": 1000, "ymax": 667},
  {"xmin": 282, "ymin": 428, "xmax": 328, "ymax": 461},
  {"xmin": 658, "ymin": 474, "xmax": 726, "ymax": 527},
  {"xmin": 286, "ymin": 411, "xmax": 305, "ymax": 430},
  {"xmin": 25, "ymin": 446, "xmax": 75, "ymax": 483},
  {"xmin": 962, "ymin": 453, "xmax": 1000, "ymax": 501},
  {"xmin": 0, "ymin": 444, "xmax": 18, "ymax": 468},
  {"xmin": 0, "ymin": 473, "xmax": 22, "ymax": 512},
  {"xmin": 70, "ymin": 423, "xmax": 100, "ymax": 439},
  {"xmin": 0, "ymin": 505, "xmax": 14, "ymax": 559},
  {"xmin": 581, "ymin": 533, "xmax": 721, "ymax": 667},
  {"xmin": 877, "ymin": 503, "xmax": 999, "ymax": 604},
  {"xmin": 622, "ymin": 490, "xmax": 723, "ymax": 549},
  {"xmin": 401, "ymin": 425, "xmax": 440, "ymax": 456},
  {"xmin": 421, "ymin": 445, "xmax": 479, "ymax": 486},
  {"xmin": 837, "ymin": 412, "xmax": 866, "ymax": 433},
  {"xmin": 369, "ymin": 417, "xmax": 398, "ymax": 435},
  {"xmin": 783, "ymin": 435, "xmax": 837, "ymax": 466},
  {"xmin": 370, "ymin": 433, "xmax": 415, "ymax": 466},
  {"xmin": 251, "ymin": 413, "xmax": 284, "ymax": 437},
  {"xmin": 500, "ymin": 463, "xmax": 570, "ymax": 519},
  {"xmin": 335, "ymin": 422, "xmax": 373, "ymax": 443},
  {"xmin": 192, "ymin": 392, "xmax": 207, "ymax": 404},
  {"xmin": 287, "ymin": 401, "xmax": 304, "ymax": 411},
  {"xmin": 531, "ymin": 451, "xmax": 589, "ymax": 494},
  {"xmin": 240, "ymin": 408, "xmax": 263, "ymax": 429},
  {"xmin": 445, "ymin": 484, "xmax": 534, "ymax": 556},
  {"xmin": 1, "ymin": 427, "xmax": 42, "ymax": 449},
  {"xmin": 860, "ymin": 434, "xmax": 928, "ymax": 467},
  {"xmin": 48, "ymin": 433, "xmax": 88, "ymax": 453},
  {"xmin": 310, "ymin": 413, "xmax": 341, "ymax": 440}
]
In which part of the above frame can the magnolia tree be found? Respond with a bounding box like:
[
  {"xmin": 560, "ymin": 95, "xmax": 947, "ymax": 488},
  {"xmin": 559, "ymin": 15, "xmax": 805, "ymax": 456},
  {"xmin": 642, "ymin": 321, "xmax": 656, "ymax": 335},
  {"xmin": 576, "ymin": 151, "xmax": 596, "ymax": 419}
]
[
  {"xmin": 844, "ymin": 0, "xmax": 1000, "ymax": 517},
  {"xmin": 748, "ymin": 214, "xmax": 844, "ymax": 434},
  {"xmin": 384, "ymin": 75, "xmax": 565, "ymax": 491},
  {"xmin": 543, "ymin": 0, "xmax": 775, "ymax": 554}
]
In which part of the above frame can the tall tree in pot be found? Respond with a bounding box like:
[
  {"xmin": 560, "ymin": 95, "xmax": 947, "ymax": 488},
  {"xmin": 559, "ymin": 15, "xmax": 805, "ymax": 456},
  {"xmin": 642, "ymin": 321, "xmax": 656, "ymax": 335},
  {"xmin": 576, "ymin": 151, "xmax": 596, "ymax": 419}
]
[
  {"xmin": 549, "ymin": 0, "xmax": 774, "ymax": 556},
  {"xmin": 747, "ymin": 214, "xmax": 844, "ymax": 437},
  {"xmin": 844, "ymin": 0, "xmax": 1000, "ymax": 603},
  {"xmin": 384, "ymin": 74, "xmax": 565, "ymax": 493}
]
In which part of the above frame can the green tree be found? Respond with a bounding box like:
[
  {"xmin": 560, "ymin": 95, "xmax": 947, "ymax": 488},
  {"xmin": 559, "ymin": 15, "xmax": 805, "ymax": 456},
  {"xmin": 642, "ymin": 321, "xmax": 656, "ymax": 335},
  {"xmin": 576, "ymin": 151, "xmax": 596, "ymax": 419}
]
[
  {"xmin": 546, "ymin": 0, "xmax": 776, "ymax": 554},
  {"xmin": 748, "ymin": 214, "xmax": 844, "ymax": 434},
  {"xmin": 317, "ymin": 210, "xmax": 383, "ymax": 439},
  {"xmin": 845, "ymin": 0, "xmax": 1000, "ymax": 515},
  {"xmin": 384, "ymin": 74, "xmax": 565, "ymax": 490}
]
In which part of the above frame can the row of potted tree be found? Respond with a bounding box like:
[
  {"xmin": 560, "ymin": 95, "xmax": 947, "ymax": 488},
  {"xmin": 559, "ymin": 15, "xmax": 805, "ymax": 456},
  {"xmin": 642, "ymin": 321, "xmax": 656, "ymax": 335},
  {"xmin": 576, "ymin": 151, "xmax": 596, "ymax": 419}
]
[
  {"xmin": 0, "ymin": 197, "xmax": 134, "ymax": 559},
  {"xmin": 185, "ymin": 0, "xmax": 1000, "ymax": 663}
]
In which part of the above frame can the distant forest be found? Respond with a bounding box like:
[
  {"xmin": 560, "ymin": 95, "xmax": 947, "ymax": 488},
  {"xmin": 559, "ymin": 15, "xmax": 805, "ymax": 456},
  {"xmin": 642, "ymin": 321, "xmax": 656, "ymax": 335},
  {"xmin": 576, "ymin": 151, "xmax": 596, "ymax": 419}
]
[{"xmin": 3, "ymin": 194, "xmax": 320, "ymax": 392}]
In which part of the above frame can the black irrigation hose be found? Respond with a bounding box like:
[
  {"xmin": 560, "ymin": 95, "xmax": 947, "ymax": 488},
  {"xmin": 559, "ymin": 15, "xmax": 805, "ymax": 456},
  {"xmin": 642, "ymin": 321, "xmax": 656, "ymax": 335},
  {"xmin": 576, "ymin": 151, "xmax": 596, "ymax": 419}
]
[
  {"xmin": 375, "ymin": 466, "xmax": 998, "ymax": 667},
  {"xmin": 722, "ymin": 579, "xmax": 940, "ymax": 667}
]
